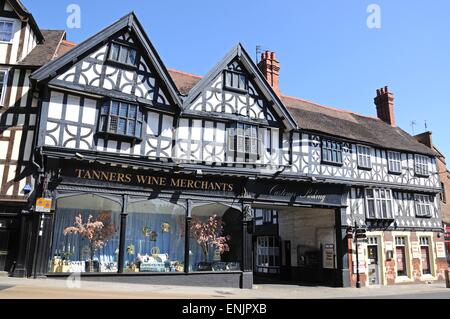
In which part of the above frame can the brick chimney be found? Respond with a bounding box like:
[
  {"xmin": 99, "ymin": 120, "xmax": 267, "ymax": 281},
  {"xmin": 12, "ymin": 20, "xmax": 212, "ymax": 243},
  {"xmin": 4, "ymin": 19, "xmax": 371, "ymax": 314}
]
[
  {"xmin": 374, "ymin": 86, "xmax": 396, "ymax": 127},
  {"xmin": 257, "ymin": 50, "xmax": 280, "ymax": 95},
  {"xmin": 414, "ymin": 131, "xmax": 433, "ymax": 148}
]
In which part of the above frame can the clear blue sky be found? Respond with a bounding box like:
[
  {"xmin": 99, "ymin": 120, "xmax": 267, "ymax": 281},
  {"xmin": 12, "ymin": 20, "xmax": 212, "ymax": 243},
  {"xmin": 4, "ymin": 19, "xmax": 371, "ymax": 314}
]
[{"xmin": 23, "ymin": 0, "xmax": 450, "ymax": 156}]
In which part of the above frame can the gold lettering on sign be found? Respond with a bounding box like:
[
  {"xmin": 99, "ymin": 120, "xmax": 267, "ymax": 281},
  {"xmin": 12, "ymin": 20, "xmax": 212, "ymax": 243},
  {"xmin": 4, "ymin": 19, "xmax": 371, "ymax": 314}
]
[{"xmin": 73, "ymin": 169, "xmax": 234, "ymax": 192}]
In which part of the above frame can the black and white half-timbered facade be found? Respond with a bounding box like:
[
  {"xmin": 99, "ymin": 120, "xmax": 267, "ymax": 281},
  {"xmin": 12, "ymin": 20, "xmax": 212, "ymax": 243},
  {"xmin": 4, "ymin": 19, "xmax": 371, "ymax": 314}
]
[{"xmin": 1, "ymin": 3, "xmax": 447, "ymax": 288}]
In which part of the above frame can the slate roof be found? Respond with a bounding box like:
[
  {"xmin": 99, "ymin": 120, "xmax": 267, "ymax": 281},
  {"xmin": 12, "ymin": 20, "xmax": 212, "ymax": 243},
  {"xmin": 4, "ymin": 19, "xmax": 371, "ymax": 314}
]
[
  {"xmin": 18, "ymin": 30, "xmax": 67, "ymax": 66},
  {"xmin": 169, "ymin": 71, "xmax": 435, "ymax": 155}
]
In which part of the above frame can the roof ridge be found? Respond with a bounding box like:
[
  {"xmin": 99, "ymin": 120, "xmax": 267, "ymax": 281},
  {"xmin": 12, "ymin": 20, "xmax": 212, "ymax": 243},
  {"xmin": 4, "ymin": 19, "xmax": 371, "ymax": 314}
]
[
  {"xmin": 51, "ymin": 30, "xmax": 68, "ymax": 61},
  {"xmin": 281, "ymin": 94, "xmax": 380, "ymax": 121},
  {"xmin": 167, "ymin": 68, "xmax": 202, "ymax": 79}
]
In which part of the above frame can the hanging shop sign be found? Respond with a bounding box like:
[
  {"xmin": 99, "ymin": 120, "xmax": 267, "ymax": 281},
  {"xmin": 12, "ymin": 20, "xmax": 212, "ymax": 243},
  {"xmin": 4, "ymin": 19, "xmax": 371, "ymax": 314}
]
[{"xmin": 35, "ymin": 197, "xmax": 52, "ymax": 212}]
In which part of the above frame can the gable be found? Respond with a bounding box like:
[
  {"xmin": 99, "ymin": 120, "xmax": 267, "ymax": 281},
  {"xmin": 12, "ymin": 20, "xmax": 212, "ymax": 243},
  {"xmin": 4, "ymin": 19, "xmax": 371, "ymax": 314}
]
[
  {"xmin": 183, "ymin": 44, "xmax": 297, "ymax": 130},
  {"xmin": 31, "ymin": 12, "xmax": 182, "ymax": 112},
  {"xmin": 187, "ymin": 58, "xmax": 277, "ymax": 123},
  {"xmin": 53, "ymin": 30, "xmax": 174, "ymax": 110}
]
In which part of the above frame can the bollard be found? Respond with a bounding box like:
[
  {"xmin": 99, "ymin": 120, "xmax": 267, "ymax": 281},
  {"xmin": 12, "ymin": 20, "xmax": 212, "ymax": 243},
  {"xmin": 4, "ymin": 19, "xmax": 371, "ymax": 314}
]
[{"xmin": 446, "ymin": 270, "xmax": 450, "ymax": 288}]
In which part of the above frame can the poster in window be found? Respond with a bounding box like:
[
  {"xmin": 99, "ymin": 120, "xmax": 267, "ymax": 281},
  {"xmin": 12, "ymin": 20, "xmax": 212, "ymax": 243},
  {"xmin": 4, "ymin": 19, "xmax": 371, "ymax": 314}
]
[
  {"xmin": 411, "ymin": 242, "xmax": 421, "ymax": 259},
  {"xmin": 323, "ymin": 244, "xmax": 335, "ymax": 269},
  {"xmin": 436, "ymin": 242, "xmax": 446, "ymax": 258}
]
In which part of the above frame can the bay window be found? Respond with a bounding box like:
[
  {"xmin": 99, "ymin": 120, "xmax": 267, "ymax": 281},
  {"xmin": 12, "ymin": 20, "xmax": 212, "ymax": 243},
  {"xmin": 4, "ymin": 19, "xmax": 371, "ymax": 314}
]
[
  {"xmin": 98, "ymin": 100, "xmax": 143, "ymax": 140},
  {"xmin": 365, "ymin": 188, "xmax": 393, "ymax": 219}
]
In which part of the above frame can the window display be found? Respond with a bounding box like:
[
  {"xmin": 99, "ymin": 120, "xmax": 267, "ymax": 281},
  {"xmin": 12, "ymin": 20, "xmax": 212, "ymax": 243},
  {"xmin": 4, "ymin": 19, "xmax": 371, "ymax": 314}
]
[
  {"xmin": 189, "ymin": 203, "xmax": 241, "ymax": 272},
  {"xmin": 49, "ymin": 194, "xmax": 121, "ymax": 273},
  {"xmin": 124, "ymin": 199, "xmax": 185, "ymax": 273}
]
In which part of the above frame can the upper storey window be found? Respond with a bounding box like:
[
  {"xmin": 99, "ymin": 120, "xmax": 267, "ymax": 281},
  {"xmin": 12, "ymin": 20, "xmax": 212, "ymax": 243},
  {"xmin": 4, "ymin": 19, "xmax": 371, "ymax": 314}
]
[
  {"xmin": 0, "ymin": 70, "xmax": 7, "ymax": 104},
  {"xmin": 414, "ymin": 154, "xmax": 430, "ymax": 177},
  {"xmin": 365, "ymin": 188, "xmax": 393, "ymax": 219},
  {"xmin": 0, "ymin": 21, "xmax": 13, "ymax": 42},
  {"xmin": 98, "ymin": 100, "xmax": 143, "ymax": 140},
  {"xmin": 223, "ymin": 70, "xmax": 248, "ymax": 92},
  {"xmin": 388, "ymin": 151, "xmax": 402, "ymax": 174},
  {"xmin": 321, "ymin": 139, "xmax": 343, "ymax": 165},
  {"xmin": 108, "ymin": 42, "xmax": 137, "ymax": 66},
  {"xmin": 227, "ymin": 123, "xmax": 259, "ymax": 161},
  {"xmin": 357, "ymin": 145, "xmax": 372, "ymax": 169},
  {"xmin": 414, "ymin": 194, "xmax": 433, "ymax": 218}
]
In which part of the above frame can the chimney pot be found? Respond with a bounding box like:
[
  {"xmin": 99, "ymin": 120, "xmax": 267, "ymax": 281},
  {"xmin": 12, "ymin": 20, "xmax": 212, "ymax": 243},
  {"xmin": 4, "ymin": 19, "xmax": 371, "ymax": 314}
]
[
  {"xmin": 257, "ymin": 49, "xmax": 280, "ymax": 95},
  {"xmin": 374, "ymin": 86, "xmax": 396, "ymax": 127}
]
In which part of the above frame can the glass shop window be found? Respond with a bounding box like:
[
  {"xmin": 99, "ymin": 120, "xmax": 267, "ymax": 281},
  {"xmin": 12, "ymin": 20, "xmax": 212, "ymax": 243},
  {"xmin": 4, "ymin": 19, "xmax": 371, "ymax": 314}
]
[
  {"xmin": 124, "ymin": 199, "xmax": 186, "ymax": 273},
  {"xmin": 189, "ymin": 203, "xmax": 242, "ymax": 272},
  {"xmin": 49, "ymin": 194, "xmax": 121, "ymax": 273}
]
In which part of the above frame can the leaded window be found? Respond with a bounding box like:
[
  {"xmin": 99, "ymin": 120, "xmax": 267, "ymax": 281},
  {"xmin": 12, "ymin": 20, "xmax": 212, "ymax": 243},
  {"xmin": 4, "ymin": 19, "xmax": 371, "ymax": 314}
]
[
  {"xmin": 99, "ymin": 100, "xmax": 143, "ymax": 139},
  {"xmin": 108, "ymin": 43, "xmax": 137, "ymax": 66},
  {"xmin": 357, "ymin": 145, "xmax": 372, "ymax": 169},
  {"xmin": 365, "ymin": 188, "xmax": 393, "ymax": 219},
  {"xmin": 224, "ymin": 70, "xmax": 247, "ymax": 92},
  {"xmin": 253, "ymin": 209, "xmax": 278, "ymax": 226},
  {"xmin": 388, "ymin": 151, "xmax": 402, "ymax": 174},
  {"xmin": 0, "ymin": 21, "xmax": 13, "ymax": 42},
  {"xmin": 414, "ymin": 154, "xmax": 430, "ymax": 176},
  {"xmin": 228, "ymin": 123, "xmax": 259, "ymax": 157},
  {"xmin": 321, "ymin": 139, "xmax": 343, "ymax": 165},
  {"xmin": 414, "ymin": 194, "xmax": 433, "ymax": 218}
]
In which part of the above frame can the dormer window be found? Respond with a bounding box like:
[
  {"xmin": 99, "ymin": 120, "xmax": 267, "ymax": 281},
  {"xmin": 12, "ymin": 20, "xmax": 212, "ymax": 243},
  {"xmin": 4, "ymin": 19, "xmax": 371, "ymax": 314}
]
[
  {"xmin": 108, "ymin": 43, "xmax": 137, "ymax": 66},
  {"xmin": 0, "ymin": 20, "xmax": 13, "ymax": 43},
  {"xmin": 98, "ymin": 100, "xmax": 143, "ymax": 140},
  {"xmin": 224, "ymin": 70, "xmax": 247, "ymax": 92},
  {"xmin": 414, "ymin": 154, "xmax": 430, "ymax": 177}
]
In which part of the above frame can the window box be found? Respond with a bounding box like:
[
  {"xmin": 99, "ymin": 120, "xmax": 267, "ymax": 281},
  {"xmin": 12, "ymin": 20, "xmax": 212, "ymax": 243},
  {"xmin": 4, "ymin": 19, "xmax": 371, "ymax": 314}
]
[{"xmin": 321, "ymin": 139, "xmax": 343, "ymax": 166}]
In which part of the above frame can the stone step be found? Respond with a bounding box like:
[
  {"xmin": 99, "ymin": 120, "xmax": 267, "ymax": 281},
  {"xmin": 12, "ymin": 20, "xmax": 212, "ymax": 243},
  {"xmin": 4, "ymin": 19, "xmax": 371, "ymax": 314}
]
[{"xmin": 0, "ymin": 271, "xmax": 9, "ymax": 277}]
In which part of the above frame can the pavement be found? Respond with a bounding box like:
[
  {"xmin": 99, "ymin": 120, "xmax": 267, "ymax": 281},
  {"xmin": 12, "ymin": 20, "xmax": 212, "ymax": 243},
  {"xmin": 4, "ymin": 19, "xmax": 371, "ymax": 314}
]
[{"xmin": 0, "ymin": 276, "xmax": 450, "ymax": 299}]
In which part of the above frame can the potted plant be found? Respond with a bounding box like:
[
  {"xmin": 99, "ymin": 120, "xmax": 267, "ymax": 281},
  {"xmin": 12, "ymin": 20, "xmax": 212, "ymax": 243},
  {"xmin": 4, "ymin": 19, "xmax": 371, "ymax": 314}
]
[
  {"xmin": 64, "ymin": 212, "xmax": 117, "ymax": 272},
  {"xmin": 190, "ymin": 214, "xmax": 230, "ymax": 271}
]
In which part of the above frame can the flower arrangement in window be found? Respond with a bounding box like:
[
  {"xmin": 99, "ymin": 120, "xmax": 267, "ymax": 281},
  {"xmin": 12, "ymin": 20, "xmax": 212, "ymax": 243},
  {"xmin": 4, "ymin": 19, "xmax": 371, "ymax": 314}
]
[
  {"xmin": 190, "ymin": 214, "xmax": 230, "ymax": 266},
  {"xmin": 63, "ymin": 212, "xmax": 117, "ymax": 272}
]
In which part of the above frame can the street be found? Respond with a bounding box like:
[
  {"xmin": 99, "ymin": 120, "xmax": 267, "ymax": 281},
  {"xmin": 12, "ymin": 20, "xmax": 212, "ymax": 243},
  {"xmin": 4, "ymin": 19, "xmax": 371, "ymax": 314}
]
[{"xmin": 0, "ymin": 277, "xmax": 449, "ymax": 299}]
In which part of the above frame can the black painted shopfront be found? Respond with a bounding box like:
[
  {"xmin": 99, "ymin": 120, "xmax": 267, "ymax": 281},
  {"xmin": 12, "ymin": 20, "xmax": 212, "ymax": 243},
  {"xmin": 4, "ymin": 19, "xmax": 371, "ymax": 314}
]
[{"xmin": 28, "ymin": 158, "xmax": 349, "ymax": 288}]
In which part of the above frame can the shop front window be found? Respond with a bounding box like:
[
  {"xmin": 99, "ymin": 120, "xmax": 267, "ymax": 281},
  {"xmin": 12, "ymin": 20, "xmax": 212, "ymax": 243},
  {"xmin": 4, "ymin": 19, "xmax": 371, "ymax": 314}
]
[
  {"xmin": 49, "ymin": 194, "xmax": 121, "ymax": 273},
  {"xmin": 189, "ymin": 203, "xmax": 242, "ymax": 272},
  {"xmin": 124, "ymin": 199, "xmax": 186, "ymax": 273}
]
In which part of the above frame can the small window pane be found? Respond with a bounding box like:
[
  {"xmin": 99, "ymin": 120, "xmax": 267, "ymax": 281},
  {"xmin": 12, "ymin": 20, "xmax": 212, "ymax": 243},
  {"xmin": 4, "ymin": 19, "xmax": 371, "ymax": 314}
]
[
  {"xmin": 119, "ymin": 47, "xmax": 128, "ymax": 64},
  {"xmin": 118, "ymin": 118, "xmax": 126, "ymax": 135},
  {"xmin": 111, "ymin": 101, "xmax": 119, "ymax": 115},
  {"xmin": 135, "ymin": 122, "xmax": 142, "ymax": 137},
  {"xmin": 128, "ymin": 105, "xmax": 137, "ymax": 118},
  {"xmin": 127, "ymin": 48, "xmax": 137, "ymax": 65},
  {"xmin": 119, "ymin": 103, "xmax": 128, "ymax": 117},
  {"xmin": 109, "ymin": 44, "xmax": 120, "ymax": 61},
  {"xmin": 109, "ymin": 117, "xmax": 118, "ymax": 132},
  {"xmin": 127, "ymin": 120, "xmax": 135, "ymax": 136}
]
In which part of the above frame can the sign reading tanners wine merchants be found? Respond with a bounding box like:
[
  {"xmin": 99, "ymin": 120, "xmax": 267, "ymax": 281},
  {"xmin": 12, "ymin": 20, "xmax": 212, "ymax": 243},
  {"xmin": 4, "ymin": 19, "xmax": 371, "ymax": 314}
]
[{"xmin": 71, "ymin": 168, "xmax": 235, "ymax": 192}]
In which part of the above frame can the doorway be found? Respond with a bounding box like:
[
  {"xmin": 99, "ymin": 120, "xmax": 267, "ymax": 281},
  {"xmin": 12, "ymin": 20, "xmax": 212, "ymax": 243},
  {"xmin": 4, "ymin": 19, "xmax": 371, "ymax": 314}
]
[
  {"xmin": 367, "ymin": 236, "xmax": 381, "ymax": 285},
  {"xmin": 420, "ymin": 237, "xmax": 431, "ymax": 275}
]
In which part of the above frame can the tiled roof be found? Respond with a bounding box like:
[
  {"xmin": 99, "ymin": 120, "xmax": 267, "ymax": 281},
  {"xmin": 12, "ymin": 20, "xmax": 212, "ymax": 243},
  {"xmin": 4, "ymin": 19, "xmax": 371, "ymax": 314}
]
[
  {"xmin": 170, "ymin": 71, "xmax": 435, "ymax": 155},
  {"xmin": 18, "ymin": 30, "xmax": 67, "ymax": 66}
]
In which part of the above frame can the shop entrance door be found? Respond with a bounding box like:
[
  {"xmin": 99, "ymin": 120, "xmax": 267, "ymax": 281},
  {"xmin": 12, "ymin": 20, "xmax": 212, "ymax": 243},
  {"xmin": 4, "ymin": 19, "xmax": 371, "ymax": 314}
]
[
  {"xmin": 420, "ymin": 237, "xmax": 431, "ymax": 275},
  {"xmin": 367, "ymin": 237, "xmax": 380, "ymax": 285}
]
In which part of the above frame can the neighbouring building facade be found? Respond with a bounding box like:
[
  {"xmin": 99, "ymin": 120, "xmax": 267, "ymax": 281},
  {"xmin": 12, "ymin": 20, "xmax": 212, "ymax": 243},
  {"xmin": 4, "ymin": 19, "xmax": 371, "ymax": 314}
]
[
  {"xmin": 415, "ymin": 131, "xmax": 450, "ymax": 266},
  {"xmin": 0, "ymin": 1, "xmax": 447, "ymax": 288}
]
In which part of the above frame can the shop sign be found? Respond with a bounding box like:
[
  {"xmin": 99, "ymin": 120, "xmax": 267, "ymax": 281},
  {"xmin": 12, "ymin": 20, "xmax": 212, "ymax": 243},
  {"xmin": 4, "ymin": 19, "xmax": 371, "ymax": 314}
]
[
  {"xmin": 385, "ymin": 241, "xmax": 393, "ymax": 251},
  {"xmin": 248, "ymin": 180, "xmax": 343, "ymax": 206},
  {"xmin": 436, "ymin": 242, "xmax": 446, "ymax": 258},
  {"xmin": 352, "ymin": 260, "xmax": 366, "ymax": 274},
  {"xmin": 411, "ymin": 242, "xmax": 421, "ymax": 259},
  {"xmin": 35, "ymin": 198, "xmax": 52, "ymax": 212},
  {"xmin": 323, "ymin": 244, "xmax": 335, "ymax": 269}
]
